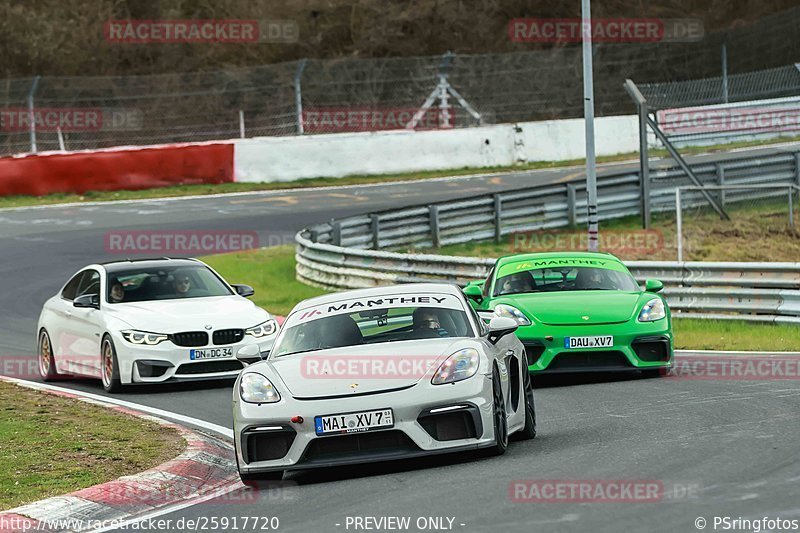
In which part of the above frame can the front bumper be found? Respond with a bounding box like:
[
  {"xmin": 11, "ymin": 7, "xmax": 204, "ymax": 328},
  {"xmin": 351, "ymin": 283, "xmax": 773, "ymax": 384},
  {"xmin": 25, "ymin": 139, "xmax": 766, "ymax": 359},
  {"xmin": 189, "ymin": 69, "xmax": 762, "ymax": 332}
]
[
  {"xmin": 234, "ymin": 374, "xmax": 497, "ymax": 474},
  {"xmin": 112, "ymin": 332, "xmax": 276, "ymax": 384},
  {"xmin": 516, "ymin": 320, "xmax": 674, "ymax": 373}
]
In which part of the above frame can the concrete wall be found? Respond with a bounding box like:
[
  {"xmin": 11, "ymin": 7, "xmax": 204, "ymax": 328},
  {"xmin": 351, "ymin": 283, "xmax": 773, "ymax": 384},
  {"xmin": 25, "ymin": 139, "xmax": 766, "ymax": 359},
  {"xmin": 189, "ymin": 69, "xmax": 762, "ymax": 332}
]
[{"xmin": 234, "ymin": 115, "xmax": 639, "ymax": 182}]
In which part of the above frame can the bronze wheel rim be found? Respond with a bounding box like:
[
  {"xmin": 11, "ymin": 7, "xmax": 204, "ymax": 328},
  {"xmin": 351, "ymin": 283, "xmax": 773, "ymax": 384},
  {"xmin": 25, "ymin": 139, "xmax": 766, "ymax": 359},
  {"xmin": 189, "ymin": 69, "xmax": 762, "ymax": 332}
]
[
  {"xmin": 38, "ymin": 332, "xmax": 51, "ymax": 376},
  {"xmin": 101, "ymin": 340, "xmax": 113, "ymax": 387}
]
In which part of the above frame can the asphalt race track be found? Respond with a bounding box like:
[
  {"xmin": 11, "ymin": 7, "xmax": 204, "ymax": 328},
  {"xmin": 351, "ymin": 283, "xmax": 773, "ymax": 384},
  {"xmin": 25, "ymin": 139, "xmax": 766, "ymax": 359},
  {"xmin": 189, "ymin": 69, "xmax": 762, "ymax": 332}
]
[{"xmin": 2, "ymin": 147, "xmax": 800, "ymax": 532}]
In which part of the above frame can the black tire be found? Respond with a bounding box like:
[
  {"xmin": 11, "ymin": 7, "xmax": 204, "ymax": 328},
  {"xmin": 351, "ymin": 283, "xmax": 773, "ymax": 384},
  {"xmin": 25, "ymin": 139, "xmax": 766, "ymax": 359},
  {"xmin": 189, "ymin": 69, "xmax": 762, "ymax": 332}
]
[
  {"xmin": 482, "ymin": 365, "xmax": 509, "ymax": 456},
  {"xmin": 38, "ymin": 329, "xmax": 61, "ymax": 381},
  {"xmin": 512, "ymin": 369, "xmax": 537, "ymax": 441},
  {"xmin": 101, "ymin": 335, "xmax": 123, "ymax": 393}
]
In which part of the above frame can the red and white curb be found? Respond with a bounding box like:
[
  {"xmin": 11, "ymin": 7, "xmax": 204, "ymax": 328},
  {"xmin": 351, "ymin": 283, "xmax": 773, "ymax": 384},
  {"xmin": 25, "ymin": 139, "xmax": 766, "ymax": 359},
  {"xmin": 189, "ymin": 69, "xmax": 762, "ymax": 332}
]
[{"xmin": 0, "ymin": 377, "xmax": 243, "ymax": 533}]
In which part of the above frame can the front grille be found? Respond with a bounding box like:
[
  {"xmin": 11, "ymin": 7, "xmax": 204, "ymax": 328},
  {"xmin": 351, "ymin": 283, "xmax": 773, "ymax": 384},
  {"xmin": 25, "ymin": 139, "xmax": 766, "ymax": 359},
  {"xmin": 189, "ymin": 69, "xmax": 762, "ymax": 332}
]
[
  {"xmin": 213, "ymin": 329, "xmax": 244, "ymax": 345},
  {"xmin": 524, "ymin": 343, "xmax": 546, "ymax": 366},
  {"xmin": 302, "ymin": 431, "xmax": 418, "ymax": 462},
  {"xmin": 418, "ymin": 411, "xmax": 478, "ymax": 441},
  {"xmin": 632, "ymin": 337, "xmax": 671, "ymax": 362},
  {"xmin": 175, "ymin": 360, "xmax": 243, "ymax": 375},
  {"xmin": 549, "ymin": 350, "xmax": 631, "ymax": 370},
  {"xmin": 243, "ymin": 428, "xmax": 296, "ymax": 463},
  {"xmin": 170, "ymin": 331, "xmax": 208, "ymax": 347}
]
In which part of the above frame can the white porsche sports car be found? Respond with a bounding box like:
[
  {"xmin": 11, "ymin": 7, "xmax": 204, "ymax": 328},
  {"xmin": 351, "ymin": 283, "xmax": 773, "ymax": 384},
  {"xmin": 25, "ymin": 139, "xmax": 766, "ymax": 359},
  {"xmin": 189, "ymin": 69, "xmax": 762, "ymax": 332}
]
[
  {"xmin": 233, "ymin": 283, "xmax": 536, "ymax": 482},
  {"xmin": 37, "ymin": 258, "xmax": 278, "ymax": 392}
]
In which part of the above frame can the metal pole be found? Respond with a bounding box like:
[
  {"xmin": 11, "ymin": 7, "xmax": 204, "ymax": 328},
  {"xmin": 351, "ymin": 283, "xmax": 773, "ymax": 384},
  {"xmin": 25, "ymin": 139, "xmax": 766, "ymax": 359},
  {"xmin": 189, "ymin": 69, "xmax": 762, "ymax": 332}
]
[
  {"xmin": 581, "ymin": 0, "xmax": 598, "ymax": 252},
  {"xmin": 623, "ymin": 79, "xmax": 650, "ymax": 229},
  {"xmin": 675, "ymin": 188, "xmax": 683, "ymax": 262},
  {"xmin": 294, "ymin": 59, "xmax": 307, "ymax": 135},
  {"xmin": 56, "ymin": 127, "xmax": 65, "ymax": 151},
  {"xmin": 238, "ymin": 110, "xmax": 246, "ymax": 139},
  {"xmin": 789, "ymin": 187, "xmax": 794, "ymax": 229},
  {"xmin": 27, "ymin": 75, "xmax": 41, "ymax": 153},
  {"xmin": 721, "ymin": 42, "xmax": 729, "ymax": 104}
]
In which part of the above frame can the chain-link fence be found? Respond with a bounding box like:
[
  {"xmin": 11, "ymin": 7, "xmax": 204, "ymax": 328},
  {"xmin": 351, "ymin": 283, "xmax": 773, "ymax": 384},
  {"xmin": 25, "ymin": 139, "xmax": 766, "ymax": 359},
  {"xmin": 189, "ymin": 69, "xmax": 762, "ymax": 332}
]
[{"xmin": 2, "ymin": 5, "xmax": 800, "ymax": 157}]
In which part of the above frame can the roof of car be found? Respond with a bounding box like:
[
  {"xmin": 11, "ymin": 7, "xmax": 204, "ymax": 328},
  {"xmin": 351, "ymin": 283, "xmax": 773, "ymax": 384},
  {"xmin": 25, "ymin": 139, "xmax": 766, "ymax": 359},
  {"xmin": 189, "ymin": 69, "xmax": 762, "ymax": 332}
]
[
  {"xmin": 495, "ymin": 251, "xmax": 622, "ymax": 267},
  {"xmin": 101, "ymin": 258, "xmax": 201, "ymax": 274},
  {"xmin": 291, "ymin": 282, "xmax": 464, "ymax": 313}
]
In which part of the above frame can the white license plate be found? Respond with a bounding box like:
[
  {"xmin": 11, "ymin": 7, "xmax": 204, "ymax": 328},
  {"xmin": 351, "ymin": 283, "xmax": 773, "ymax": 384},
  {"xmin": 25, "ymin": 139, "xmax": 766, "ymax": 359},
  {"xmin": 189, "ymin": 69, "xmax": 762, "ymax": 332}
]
[
  {"xmin": 190, "ymin": 347, "xmax": 233, "ymax": 360},
  {"xmin": 315, "ymin": 408, "xmax": 394, "ymax": 436},
  {"xmin": 564, "ymin": 335, "xmax": 614, "ymax": 349}
]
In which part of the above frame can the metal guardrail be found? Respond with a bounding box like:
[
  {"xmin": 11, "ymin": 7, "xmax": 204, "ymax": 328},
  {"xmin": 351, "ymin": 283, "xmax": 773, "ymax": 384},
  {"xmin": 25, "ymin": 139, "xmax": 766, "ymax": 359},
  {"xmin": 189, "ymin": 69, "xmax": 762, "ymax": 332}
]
[{"xmin": 295, "ymin": 149, "xmax": 800, "ymax": 324}]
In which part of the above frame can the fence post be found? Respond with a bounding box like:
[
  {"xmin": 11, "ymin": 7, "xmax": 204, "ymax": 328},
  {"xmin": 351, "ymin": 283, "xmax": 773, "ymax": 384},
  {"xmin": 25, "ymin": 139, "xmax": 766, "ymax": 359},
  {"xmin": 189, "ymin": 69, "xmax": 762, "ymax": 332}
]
[
  {"xmin": 623, "ymin": 79, "xmax": 650, "ymax": 229},
  {"xmin": 238, "ymin": 110, "xmax": 246, "ymax": 139},
  {"xmin": 794, "ymin": 152, "xmax": 800, "ymax": 187},
  {"xmin": 789, "ymin": 187, "xmax": 794, "ymax": 229},
  {"xmin": 493, "ymin": 195, "xmax": 502, "ymax": 243},
  {"xmin": 27, "ymin": 75, "xmax": 41, "ymax": 153},
  {"xmin": 566, "ymin": 183, "xmax": 578, "ymax": 227},
  {"xmin": 370, "ymin": 214, "xmax": 380, "ymax": 249},
  {"xmin": 675, "ymin": 188, "xmax": 683, "ymax": 262},
  {"xmin": 331, "ymin": 220, "xmax": 342, "ymax": 246},
  {"xmin": 56, "ymin": 127, "xmax": 65, "ymax": 151},
  {"xmin": 429, "ymin": 205, "xmax": 441, "ymax": 248},
  {"xmin": 716, "ymin": 163, "xmax": 726, "ymax": 206},
  {"xmin": 294, "ymin": 59, "xmax": 307, "ymax": 135}
]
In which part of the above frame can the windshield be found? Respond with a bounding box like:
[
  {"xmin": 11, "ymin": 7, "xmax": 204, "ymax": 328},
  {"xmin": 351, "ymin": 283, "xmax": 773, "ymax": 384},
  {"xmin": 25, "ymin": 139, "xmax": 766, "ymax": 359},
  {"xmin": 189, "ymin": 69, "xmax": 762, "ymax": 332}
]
[
  {"xmin": 273, "ymin": 306, "xmax": 472, "ymax": 357},
  {"xmin": 106, "ymin": 265, "xmax": 233, "ymax": 303},
  {"xmin": 494, "ymin": 266, "xmax": 639, "ymax": 296}
]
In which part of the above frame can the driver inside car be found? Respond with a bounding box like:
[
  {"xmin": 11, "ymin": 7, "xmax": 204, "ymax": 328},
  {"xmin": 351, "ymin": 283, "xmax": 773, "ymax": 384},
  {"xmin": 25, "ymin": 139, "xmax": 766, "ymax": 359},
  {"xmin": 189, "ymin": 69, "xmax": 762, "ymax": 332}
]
[
  {"xmin": 411, "ymin": 308, "xmax": 449, "ymax": 338},
  {"xmin": 499, "ymin": 272, "xmax": 535, "ymax": 295}
]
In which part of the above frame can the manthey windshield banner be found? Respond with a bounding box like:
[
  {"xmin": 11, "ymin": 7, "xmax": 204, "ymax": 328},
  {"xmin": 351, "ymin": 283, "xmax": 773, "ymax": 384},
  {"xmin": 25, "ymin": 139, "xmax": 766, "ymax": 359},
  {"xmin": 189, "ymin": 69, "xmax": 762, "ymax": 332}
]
[
  {"xmin": 285, "ymin": 293, "xmax": 465, "ymax": 327},
  {"xmin": 497, "ymin": 257, "xmax": 629, "ymax": 278}
]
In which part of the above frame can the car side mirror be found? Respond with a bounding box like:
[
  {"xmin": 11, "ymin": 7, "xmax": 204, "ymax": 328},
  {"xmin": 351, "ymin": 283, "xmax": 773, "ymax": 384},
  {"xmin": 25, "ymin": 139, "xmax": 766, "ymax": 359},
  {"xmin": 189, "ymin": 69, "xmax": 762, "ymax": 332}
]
[
  {"xmin": 232, "ymin": 284, "xmax": 255, "ymax": 297},
  {"xmin": 486, "ymin": 316, "xmax": 518, "ymax": 345},
  {"xmin": 73, "ymin": 294, "xmax": 100, "ymax": 309},
  {"xmin": 644, "ymin": 279, "xmax": 663, "ymax": 293},
  {"xmin": 236, "ymin": 344, "xmax": 267, "ymax": 365},
  {"xmin": 463, "ymin": 284, "xmax": 483, "ymax": 302}
]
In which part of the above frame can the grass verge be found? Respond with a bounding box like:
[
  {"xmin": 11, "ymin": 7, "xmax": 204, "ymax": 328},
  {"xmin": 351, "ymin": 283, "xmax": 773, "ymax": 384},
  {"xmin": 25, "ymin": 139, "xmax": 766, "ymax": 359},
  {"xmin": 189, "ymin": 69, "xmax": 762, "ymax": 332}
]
[
  {"xmin": 0, "ymin": 381, "xmax": 184, "ymax": 510},
  {"xmin": 3, "ymin": 136, "xmax": 797, "ymax": 210},
  {"xmin": 417, "ymin": 198, "xmax": 800, "ymax": 262},
  {"xmin": 202, "ymin": 245, "xmax": 800, "ymax": 351}
]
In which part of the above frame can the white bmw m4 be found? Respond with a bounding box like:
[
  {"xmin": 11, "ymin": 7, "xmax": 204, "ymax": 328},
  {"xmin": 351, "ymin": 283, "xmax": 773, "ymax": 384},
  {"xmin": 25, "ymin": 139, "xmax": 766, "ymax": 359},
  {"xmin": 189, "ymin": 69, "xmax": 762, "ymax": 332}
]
[
  {"xmin": 37, "ymin": 258, "xmax": 278, "ymax": 392},
  {"xmin": 233, "ymin": 283, "xmax": 536, "ymax": 483}
]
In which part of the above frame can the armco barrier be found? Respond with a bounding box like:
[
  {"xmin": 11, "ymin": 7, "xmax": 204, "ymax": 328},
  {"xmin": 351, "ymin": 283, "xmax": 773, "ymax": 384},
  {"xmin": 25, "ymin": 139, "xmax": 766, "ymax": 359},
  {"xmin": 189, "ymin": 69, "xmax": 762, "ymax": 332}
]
[
  {"xmin": 0, "ymin": 142, "xmax": 233, "ymax": 196},
  {"xmin": 295, "ymin": 148, "xmax": 800, "ymax": 324}
]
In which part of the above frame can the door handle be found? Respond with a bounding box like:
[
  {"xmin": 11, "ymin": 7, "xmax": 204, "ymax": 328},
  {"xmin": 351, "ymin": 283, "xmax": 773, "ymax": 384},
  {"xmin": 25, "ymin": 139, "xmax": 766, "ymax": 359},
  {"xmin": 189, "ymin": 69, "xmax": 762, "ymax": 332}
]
[{"xmin": 65, "ymin": 310, "xmax": 72, "ymax": 318}]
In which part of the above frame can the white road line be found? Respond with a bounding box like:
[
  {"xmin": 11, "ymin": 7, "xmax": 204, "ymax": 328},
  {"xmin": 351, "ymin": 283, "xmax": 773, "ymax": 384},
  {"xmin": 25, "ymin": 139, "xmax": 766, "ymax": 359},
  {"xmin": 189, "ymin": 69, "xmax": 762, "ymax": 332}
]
[
  {"xmin": 90, "ymin": 479, "xmax": 246, "ymax": 533},
  {"xmin": 1, "ymin": 376, "xmax": 233, "ymax": 439}
]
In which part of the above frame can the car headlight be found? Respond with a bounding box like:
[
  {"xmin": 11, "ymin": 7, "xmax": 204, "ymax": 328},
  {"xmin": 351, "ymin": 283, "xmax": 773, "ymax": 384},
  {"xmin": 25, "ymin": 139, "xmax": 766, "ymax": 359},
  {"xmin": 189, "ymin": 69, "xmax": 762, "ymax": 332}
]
[
  {"xmin": 239, "ymin": 372, "xmax": 281, "ymax": 403},
  {"xmin": 121, "ymin": 330, "xmax": 168, "ymax": 345},
  {"xmin": 431, "ymin": 348, "xmax": 481, "ymax": 385},
  {"xmin": 493, "ymin": 304, "xmax": 532, "ymax": 326},
  {"xmin": 245, "ymin": 319, "xmax": 277, "ymax": 338},
  {"xmin": 638, "ymin": 298, "xmax": 666, "ymax": 322}
]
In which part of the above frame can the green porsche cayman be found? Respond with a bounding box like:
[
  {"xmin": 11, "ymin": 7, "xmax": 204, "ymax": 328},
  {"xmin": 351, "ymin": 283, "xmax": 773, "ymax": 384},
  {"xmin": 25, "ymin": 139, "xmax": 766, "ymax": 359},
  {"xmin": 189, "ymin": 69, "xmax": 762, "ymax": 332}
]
[{"xmin": 463, "ymin": 252, "xmax": 673, "ymax": 374}]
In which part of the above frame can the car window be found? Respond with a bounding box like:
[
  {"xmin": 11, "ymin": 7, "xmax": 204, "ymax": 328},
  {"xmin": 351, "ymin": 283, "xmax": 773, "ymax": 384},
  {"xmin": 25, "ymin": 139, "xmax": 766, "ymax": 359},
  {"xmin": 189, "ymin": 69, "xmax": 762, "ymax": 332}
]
[
  {"xmin": 274, "ymin": 306, "xmax": 473, "ymax": 357},
  {"xmin": 76, "ymin": 270, "xmax": 101, "ymax": 298},
  {"xmin": 105, "ymin": 264, "xmax": 233, "ymax": 303},
  {"xmin": 494, "ymin": 266, "xmax": 639, "ymax": 296},
  {"xmin": 60, "ymin": 272, "xmax": 84, "ymax": 301}
]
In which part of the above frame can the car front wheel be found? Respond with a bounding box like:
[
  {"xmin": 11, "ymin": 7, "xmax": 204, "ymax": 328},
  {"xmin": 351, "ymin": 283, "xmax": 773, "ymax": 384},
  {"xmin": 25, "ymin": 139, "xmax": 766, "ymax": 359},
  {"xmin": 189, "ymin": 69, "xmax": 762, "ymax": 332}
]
[{"xmin": 101, "ymin": 336, "xmax": 122, "ymax": 393}]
